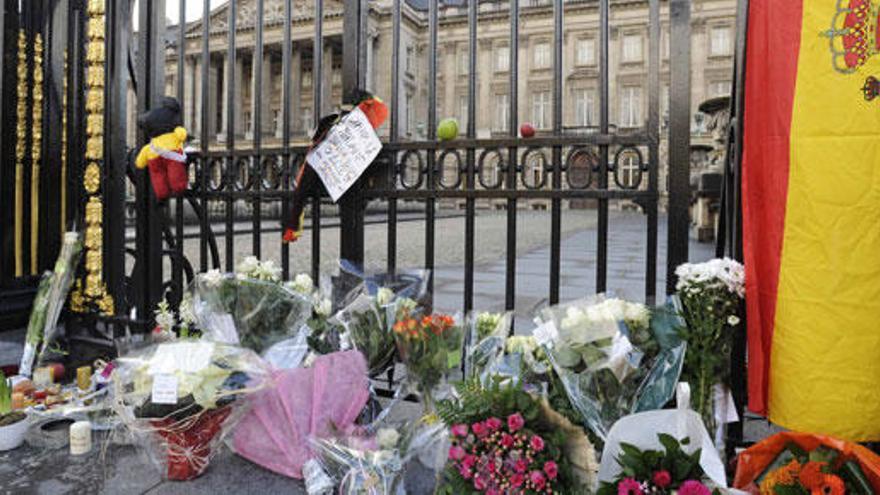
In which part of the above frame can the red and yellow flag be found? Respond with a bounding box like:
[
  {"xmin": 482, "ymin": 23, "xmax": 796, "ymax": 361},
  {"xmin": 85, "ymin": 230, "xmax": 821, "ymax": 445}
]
[{"xmin": 743, "ymin": 0, "xmax": 880, "ymax": 441}]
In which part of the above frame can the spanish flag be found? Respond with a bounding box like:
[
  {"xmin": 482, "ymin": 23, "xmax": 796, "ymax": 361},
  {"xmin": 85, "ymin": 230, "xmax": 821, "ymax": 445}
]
[{"xmin": 743, "ymin": 0, "xmax": 880, "ymax": 441}]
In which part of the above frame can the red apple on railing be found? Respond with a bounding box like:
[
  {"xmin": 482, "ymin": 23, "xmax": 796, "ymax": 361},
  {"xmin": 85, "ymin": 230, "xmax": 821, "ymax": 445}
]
[{"xmin": 520, "ymin": 123, "xmax": 536, "ymax": 138}]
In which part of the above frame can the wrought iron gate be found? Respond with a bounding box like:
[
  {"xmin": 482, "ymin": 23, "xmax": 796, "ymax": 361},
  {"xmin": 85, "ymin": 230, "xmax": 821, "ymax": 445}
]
[{"xmin": 1, "ymin": 0, "xmax": 694, "ymax": 333}]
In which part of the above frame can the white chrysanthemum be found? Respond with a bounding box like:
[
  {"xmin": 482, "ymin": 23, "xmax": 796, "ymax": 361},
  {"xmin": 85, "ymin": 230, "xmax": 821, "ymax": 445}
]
[
  {"xmin": 376, "ymin": 428, "xmax": 400, "ymax": 450},
  {"xmin": 506, "ymin": 335, "xmax": 538, "ymax": 355},
  {"xmin": 291, "ymin": 273, "xmax": 314, "ymax": 294},
  {"xmin": 235, "ymin": 255, "xmax": 261, "ymax": 277},
  {"xmin": 178, "ymin": 293, "xmax": 196, "ymax": 325},
  {"xmin": 314, "ymin": 297, "xmax": 332, "ymax": 317},
  {"xmin": 623, "ymin": 301, "xmax": 651, "ymax": 329},
  {"xmin": 376, "ymin": 287, "xmax": 394, "ymax": 306},
  {"xmin": 727, "ymin": 315, "xmax": 740, "ymax": 326},
  {"xmin": 201, "ymin": 268, "xmax": 225, "ymax": 288},
  {"xmin": 248, "ymin": 259, "xmax": 281, "ymax": 282},
  {"xmin": 154, "ymin": 299, "xmax": 176, "ymax": 332}
]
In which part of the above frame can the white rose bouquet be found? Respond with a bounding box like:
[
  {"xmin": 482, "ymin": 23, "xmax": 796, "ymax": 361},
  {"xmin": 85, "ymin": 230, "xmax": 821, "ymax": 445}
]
[{"xmin": 537, "ymin": 295, "xmax": 687, "ymax": 441}]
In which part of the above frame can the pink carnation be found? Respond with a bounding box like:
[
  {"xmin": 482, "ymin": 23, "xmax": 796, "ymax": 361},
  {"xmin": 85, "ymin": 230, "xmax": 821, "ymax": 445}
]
[
  {"xmin": 510, "ymin": 473, "xmax": 525, "ymax": 487},
  {"xmin": 462, "ymin": 454, "xmax": 477, "ymax": 470},
  {"xmin": 514, "ymin": 459, "xmax": 528, "ymax": 474},
  {"xmin": 501, "ymin": 433, "xmax": 515, "ymax": 448},
  {"xmin": 448, "ymin": 445, "xmax": 465, "ymax": 461},
  {"xmin": 486, "ymin": 489, "xmax": 500, "ymax": 495},
  {"xmin": 459, "ymin": 465, "xmax": 473, "ymax": 480},
  {"xmin": 451, "ymin": 424, "xmax": 469, "ymax": 437},
  {"xmin": 543, "ymin": 460, "xmax": 558, "ymax": 480},
  {"xmin": 529, "ymin": 435, "xmax": 545, "ymax": 452},
  {"xmin": 485, "ymin": 417, "xmax": 503, "ymax": 431},
  {"xmin": 474, "ymin": 475, "xmax": 488, "ymax": 491},
  {"xmin": 507, "ymin": 413, "xmax": 525, "ymax": 432},
  {"xmin": 678, "ymin": 480, "xmax": 711, "ymax": 495},
  {"xmin": 618, "ymin": 477, "xmax": 643, "ymax": 495},
  {"xmin": 530, "ymin": 470, "xmax": 546, "ymax": 490},
  {"xmin": 472, "ymin": 421, "xmax": 489, "ymax": 437},
  {"xmin": 652, "ymin": 470, "xmax": 672, "ymax": 488}
]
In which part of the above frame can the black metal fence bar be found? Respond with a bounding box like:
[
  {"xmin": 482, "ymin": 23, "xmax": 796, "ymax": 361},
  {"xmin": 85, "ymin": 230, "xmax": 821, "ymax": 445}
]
[
  {"xmin": 597, "ymin": 0, "xmax": 610, "ymax": 294},
  {"xmin": 280, "ymin": 0, "xmax": 292, "ymax": 280},
  {"xmin": 387, "ymin": 0, "xmax": 401, "ymax": 277},
  {"xmin": 252, "ymin": 0, "xmax": 265, "ymax": 258},
  {"xmin": 464, "ymin": 0, "xmax": 477, "ymax": 313},
  {"xmin": 173, "ymin": 0, "xmax": 186, "ymax": 303},
  {"xmin": 224, "ymin": 0, "xmax": 237, "ymax": 272},
  {"xmin": 505, "ymin": 0, "xmax": 519, "ymax": 312},
  {"xmin": 549, "ymin": 0, "xmax": 563, "ymax": 306},
  {"xmin": 425, "ymin": 0, "xmax": 438, "ymax": 296},
  {"xmin": 199, "ymin": 0, "xmax": 210, "ymax": 273},
  {"xmin": 311, "ymin": 0, "xmax": 324, "ymax": 281},
  {"xmin": 667, "ymin": 0, "xmax": 692, "ymax": 291},
  {"xmin": 646, "ymin": 0, "xmax": 660, "ymax": 302}
]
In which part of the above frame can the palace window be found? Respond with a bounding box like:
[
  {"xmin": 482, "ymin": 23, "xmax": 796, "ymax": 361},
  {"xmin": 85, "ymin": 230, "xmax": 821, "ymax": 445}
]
[
  {"xmin": 494, "ymin": 93, "xmax": 509, "ymax": 132},
  {"xmin": 533, "ymin": 42, "xmax": 551, "ymax": 69},
  {"xmin": 495, "ymin": 44, "xmax": 509, "ymax": 72},
  {"xmin": 622, "ymin": 34, "xmax": 642, "ymax": 63},
  {"xmin": 576, "ymin": 38, "xmax": 595, "ymax": 66},
  {"xmin": 710, "ymin": 26, "xmax": 731, "ymax": 56},
  {"xmin": 532, "ymin": 90, "xmax": 551, "ymax": 129},
  {"xmin": 574, "ymin": 89, "xmax": 595, "ymax": 127},
  {"xmin": 620, "ymin": 86, "xmax": 642, "ymax": 128}
]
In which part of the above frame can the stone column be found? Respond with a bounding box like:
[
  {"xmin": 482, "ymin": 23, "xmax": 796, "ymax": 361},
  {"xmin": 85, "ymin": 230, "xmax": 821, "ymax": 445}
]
[
  {"xmin": 366, "ymin": 33, "xmax": 375, "ymax": 93},
  {"xmin": 322, "ymin": 43, "xmax": 333, "ymax": 114},
  {"xmin": 219, "ymin": 54, "xmax": 228, "ymax": 140},
  {"xmin": 184, "ymin": 56, "xmax": 195, "ymax": 133},
  {"xmin": 477, "ymin": 39, "xmax": 492, "ymax": 136},
  {"xmin": 261, "ymin": 48, "xmax": 273, "ymax": 136},
  {"xmin": 207, "ymin": 56, "xmax": 219, "ymax": 139},
  {"xmin": 291, "ymin": 43, "xmax": 302, "ymax": 136},
  {"xmin": 234, "ymin": 51, "xmax": 245, "ymax": 137}
]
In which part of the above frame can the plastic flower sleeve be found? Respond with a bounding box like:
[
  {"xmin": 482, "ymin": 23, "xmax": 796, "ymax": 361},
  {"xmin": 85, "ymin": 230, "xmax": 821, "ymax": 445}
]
[
  {"xmin": 393, "ymin": 313, "xmax": 464, "ymax": 412},
  {"xmin": 537, "ymin": 297, "xmax": 686, "ymax": 442},
  {"xmin": 334, "ymin": 293, "xmax": 402, "ymax": 377},
  {"xmin": 192, "ymin": 272, "xmax": 314, "ymax": 357},
  {"xmin": 111, "ymin": 341, "xmax": 270, "ymax": 480},
  {"xmin": 308, "ymin": 406, "xmax": 448, "ymax": 495},
  {"xmin": 463, "ymin": 311, "xmax": 513, "ymax": 379},
  {"xmin": 337, "ymin": 261, "xmax": 431, "ymax": 311}
]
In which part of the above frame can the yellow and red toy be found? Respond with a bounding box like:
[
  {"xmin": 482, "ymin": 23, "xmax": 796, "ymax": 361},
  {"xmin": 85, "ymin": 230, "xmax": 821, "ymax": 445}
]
[{"xmin": 135, "ymin": 97, "xmax": 189, "ymax": 201}]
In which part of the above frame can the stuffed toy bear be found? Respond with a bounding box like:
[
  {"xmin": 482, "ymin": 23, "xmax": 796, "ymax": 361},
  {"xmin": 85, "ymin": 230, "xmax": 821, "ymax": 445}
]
[
  {"xmin": 135, "ymin": 97, "xmax": 188, "ymax": 201},
  {"xmin": 283, "ymin": 93, "xmax": 388, "ymax": 243}
]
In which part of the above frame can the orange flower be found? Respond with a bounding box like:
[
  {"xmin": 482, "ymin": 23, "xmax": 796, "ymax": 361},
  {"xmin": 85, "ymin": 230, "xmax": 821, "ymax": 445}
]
[
  {"xmin": 760, "ymin": 460, "xmax": 802, "ymax": 494},
  {"xmin": 811, "ymin": 474, "xmax": 845, "ymax": 495},
  {"xmin": 798, "ymin": 462, "xmax": 827, "ymax": 490}
]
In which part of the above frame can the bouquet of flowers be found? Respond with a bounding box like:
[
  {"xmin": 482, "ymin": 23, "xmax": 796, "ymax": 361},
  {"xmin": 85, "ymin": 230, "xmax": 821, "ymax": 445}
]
[
  {"xmin": 733, "ymin": 432, "xmax": 880, "ymax": 494},
  {"xmin": 111, "ymin": 341, "xmax": 269, "ymax": 480},
  {"xmin": 598, "ymin": 409, "xmax": 732, "ymax": 495},
  {"xmin": 674, "ymin": 258, "xmax": 744, "ymax": 437},
  {"xmin": 536, "ymin": 296, "xmax": 686, "ymax": 441},
  {"xmin": 435, "ymin": 379, "xmax": 598, "ymax": 494},
  {"xmin": 308, "ymin": 412, "xmax": 447, "ymax": 495},
  {"xmin": 393, "ymin": 313, "xmax": 463, "ymax": 411},
  {"xmin": 21, "ymin": 232, "xmax": 83, "ymax": 377},
  {"xmin": 598, "ymin": 433, "xmax": 719, "ymax": 495},
  {"xmin": 192, "ymin": 257, "xmax": 313, "ymax": 358},
  {"xmin": 463, "ymin": 311, "xmax": 513, "ymax": 379},
  {"xmin": 336, "ymin": 286, "xmax": 418, "ymax": 377}
]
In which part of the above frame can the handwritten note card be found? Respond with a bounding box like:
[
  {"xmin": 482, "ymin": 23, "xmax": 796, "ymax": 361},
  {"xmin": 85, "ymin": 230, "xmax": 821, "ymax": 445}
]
[{"xmin": 306, "ymin": 107, "xmax": 382, "ymax": 202}]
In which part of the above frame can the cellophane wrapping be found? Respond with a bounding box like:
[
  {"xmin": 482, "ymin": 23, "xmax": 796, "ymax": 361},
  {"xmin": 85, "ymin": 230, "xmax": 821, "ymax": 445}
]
[
  {"xmin": 462, "ymin": 311, "xmax": 513, "ymax": 380},
  {"xmin": 192, "ymin": 270, "xmax": 313, "ymax": 365},
  {"xmin": 232, "ymin": 350, "xmax": 371, "ymax": 479},
  {"xmin": 111, "ymin": 341, "xmax": 270, "ymax": 480},
  {"xmin": 537, "ymin": 296, "xmax": 686, "ymax": 441},
  {"xmin": 308, "ymin": 402, "xmax": 447, "ymax": 495}
]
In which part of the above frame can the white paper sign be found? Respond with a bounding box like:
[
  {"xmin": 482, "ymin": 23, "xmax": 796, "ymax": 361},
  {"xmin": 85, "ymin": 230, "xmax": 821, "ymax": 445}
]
[
  {"xmin": 151, "ymin": 373, "xmax": 179, "ymax": 405},
  {"xmin": 148, "ymin": 342, "xmax": 214, "ymax": 375},
  {"xmin": 306, "ymin": 107, "xmax": 382, "ymax": 202}
]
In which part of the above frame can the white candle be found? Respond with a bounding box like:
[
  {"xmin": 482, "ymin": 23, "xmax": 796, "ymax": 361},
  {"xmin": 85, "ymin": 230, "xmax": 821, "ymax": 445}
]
[{"xmin": 69, "ymin": 421, "xmax": 92, "ymax": 455}]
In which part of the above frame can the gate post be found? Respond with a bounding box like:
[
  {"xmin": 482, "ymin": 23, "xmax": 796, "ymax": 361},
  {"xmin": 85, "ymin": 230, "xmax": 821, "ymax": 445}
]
[
  {"xmin": 135, "ymin": 0, "xmax": 165, "ymax": 324},
  {"xmin": 339, "ymin": 0, "xmax": 367, "ymax": 267},
  {"xmin": 666, "ymin": 0, "xmax": 691, "ymax": 293}
]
